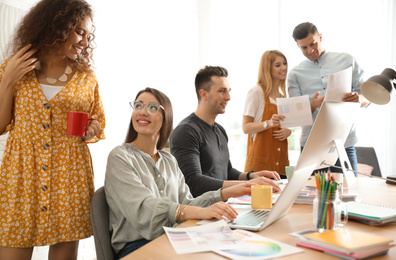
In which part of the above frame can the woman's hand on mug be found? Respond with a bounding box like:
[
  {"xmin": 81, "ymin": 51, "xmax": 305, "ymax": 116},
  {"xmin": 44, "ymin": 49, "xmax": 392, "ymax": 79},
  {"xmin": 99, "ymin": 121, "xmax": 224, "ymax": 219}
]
[{"xmin": 83, "ymin": 115, "xmax": 101, "ymax": 141}]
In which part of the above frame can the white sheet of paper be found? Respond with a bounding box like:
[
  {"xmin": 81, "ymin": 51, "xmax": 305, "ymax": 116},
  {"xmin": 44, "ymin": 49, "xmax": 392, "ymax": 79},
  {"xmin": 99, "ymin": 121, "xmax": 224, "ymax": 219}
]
[
  {"xmin": 166, "ymin": 220, "xmax": 304, "ymax": 258},
  {"xmin": 324, "ymin": 66, "xmax": 352, "ymax": 101},
  {"xmin": 164, "ymin": 220, "xmax": 244, "ymax": 254},
  {"xmin": 276, "ymin": 95, "xmax": 313, "ymax": 128}
]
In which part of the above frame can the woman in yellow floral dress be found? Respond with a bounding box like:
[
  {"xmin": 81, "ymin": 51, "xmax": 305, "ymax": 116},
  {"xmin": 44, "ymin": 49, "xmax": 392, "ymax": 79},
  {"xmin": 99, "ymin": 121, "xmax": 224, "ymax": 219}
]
[{"xmin": 0, "ymin": 0, "xmax": 105, "ymax": 259}]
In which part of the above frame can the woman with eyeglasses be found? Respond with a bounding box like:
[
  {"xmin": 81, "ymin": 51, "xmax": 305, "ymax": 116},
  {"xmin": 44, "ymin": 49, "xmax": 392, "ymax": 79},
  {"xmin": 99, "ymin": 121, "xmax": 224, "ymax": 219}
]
[
  {"xmin": 105, "ymin": 87, "xmax": 252, "ymax": 258},
  {"xmin": 242, "ymin": 50, "xmax": 291, "ymax": 178}
]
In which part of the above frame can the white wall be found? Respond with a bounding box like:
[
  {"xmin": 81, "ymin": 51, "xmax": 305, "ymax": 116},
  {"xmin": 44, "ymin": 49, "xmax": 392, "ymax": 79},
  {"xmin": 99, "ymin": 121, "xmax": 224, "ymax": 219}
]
[
  {"xmin": 0, "ymin": 0, "xmax": 33, "ymax": 162},
  {"xmin": 91, "ymin": 0, "xmax": 396, "ymax": 188},
  {"xmin": 1, "ymin": 0, "xmax": 395, "ymax": 188}
]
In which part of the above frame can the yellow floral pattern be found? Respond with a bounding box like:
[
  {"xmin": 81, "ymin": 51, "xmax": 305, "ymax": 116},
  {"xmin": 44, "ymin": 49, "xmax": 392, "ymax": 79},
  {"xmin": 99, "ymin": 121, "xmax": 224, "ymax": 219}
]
[{"xmin": 0, "ymin": 60, "xmax": 105, "ymax": 247}]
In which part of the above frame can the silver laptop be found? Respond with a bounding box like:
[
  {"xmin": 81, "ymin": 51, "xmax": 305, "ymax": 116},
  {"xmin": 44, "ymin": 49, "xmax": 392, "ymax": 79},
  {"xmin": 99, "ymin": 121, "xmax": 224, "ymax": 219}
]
[{"xmin": 228, "ymin": 101, "xmax": 360, "ymax": 231}]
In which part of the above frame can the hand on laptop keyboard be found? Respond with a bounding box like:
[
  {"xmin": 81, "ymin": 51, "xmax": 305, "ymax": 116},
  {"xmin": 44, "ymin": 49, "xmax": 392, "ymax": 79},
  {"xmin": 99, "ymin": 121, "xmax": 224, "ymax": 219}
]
[{"xmin": 232, "ymin": 209, "xmax": 270, "ymax": 226}]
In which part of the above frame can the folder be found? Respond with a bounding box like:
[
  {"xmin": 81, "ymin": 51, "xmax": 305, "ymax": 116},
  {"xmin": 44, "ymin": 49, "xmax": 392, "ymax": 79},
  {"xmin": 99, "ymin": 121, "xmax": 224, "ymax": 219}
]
[{"xmin": 299, "ymin": 228, "xmax": 394, "ymax": 254}]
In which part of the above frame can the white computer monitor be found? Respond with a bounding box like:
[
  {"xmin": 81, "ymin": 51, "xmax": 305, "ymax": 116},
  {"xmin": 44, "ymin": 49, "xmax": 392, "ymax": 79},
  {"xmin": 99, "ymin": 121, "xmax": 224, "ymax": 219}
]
[
  {"xmin": 261, "ymin": 101, "xmax": 360, "ymax": 229},
  {"xmin": 297, "ymin": 101, "xmax": 360, "ymax": 183}
]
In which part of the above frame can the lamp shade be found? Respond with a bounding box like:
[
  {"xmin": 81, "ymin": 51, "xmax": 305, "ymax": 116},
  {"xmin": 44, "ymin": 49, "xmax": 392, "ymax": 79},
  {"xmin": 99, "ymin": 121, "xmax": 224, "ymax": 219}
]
[{"xmin": 361, "ymin": 68, "xmax": 396, "ymax": 105}]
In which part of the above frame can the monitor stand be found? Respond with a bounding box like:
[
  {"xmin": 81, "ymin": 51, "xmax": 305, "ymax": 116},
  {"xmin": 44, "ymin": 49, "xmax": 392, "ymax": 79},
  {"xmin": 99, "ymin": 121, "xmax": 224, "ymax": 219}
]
[{"xmin": 323, "ymin": 139, "xmax": 357, "ymax": 187}]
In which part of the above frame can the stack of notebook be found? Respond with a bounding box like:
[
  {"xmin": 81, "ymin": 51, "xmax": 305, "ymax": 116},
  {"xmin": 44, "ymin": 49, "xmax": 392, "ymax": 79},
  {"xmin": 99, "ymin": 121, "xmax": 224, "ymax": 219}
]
[
  {"xmin": 297, "ymin": 228, "xmax": 395, "ymax": 259},
  {"xmin": 345, "ymin": 201, "xmax": 396, "ymax": 225}
]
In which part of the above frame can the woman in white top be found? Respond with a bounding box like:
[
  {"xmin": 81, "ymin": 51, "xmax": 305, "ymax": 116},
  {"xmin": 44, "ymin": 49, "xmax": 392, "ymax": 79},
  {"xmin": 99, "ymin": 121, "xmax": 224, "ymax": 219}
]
[
  {"xmin": 105, "ymin": 87, "xmax": 252, "ymax": 258},
  {"xmin": 242, "ymin": 50, "xmax": 291, "ymax": 177}
]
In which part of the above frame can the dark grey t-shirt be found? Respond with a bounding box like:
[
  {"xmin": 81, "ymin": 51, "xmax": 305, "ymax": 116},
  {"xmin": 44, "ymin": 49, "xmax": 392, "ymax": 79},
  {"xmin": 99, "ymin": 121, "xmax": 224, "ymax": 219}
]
[{"xmin": 170, "ymin": 113, "xmax": 241, "ymax": 197}]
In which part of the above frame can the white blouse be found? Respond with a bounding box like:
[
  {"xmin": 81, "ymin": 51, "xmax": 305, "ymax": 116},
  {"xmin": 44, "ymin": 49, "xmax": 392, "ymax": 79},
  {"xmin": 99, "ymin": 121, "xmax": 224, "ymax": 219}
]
[{"xmin": 40, "ymin": 83, "xmax": 64, "ymax": 101}]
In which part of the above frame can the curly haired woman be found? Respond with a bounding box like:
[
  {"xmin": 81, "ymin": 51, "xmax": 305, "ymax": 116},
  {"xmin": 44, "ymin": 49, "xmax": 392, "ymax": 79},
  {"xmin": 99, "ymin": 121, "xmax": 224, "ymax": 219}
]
[{"xmin": 0, "ymin": 0, "xmax": 105, "ymax": 259}]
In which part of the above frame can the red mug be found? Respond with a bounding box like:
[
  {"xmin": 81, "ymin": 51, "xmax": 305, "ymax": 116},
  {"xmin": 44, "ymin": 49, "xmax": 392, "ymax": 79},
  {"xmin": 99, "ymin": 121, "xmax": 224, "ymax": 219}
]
[{"xmin": 67, "ymin": 111, "xmax": 93, "ymax": 136}]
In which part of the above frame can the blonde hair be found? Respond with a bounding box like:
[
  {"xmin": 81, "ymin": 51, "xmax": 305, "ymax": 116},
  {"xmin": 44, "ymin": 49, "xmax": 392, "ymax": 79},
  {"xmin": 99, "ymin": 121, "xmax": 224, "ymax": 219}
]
[{"xmin": 257, "ymin": 50, "xmax": 287, "ymax": 99}]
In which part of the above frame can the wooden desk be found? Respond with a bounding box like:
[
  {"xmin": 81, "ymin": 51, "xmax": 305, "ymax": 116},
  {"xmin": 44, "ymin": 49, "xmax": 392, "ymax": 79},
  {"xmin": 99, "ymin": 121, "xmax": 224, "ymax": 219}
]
[{"xmin": 123, "ymin": 178, "xmax": 396, "ymax": 259}]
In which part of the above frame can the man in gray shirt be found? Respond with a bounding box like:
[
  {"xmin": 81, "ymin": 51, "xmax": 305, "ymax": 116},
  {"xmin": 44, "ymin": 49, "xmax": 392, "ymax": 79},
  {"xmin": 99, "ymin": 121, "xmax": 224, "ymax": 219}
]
[
  {"xmin": 287, "ymin": 22, "xmax": 369, "ymax": 174},
  {"xmin": 171, "ymin": 66, "xmax": 281, "ymax": 197}
]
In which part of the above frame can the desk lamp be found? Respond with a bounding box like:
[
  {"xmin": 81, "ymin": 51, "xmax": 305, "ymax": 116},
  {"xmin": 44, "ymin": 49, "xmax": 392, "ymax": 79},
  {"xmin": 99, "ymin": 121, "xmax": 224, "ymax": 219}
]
[
  {"xmin": 360, "ymin": 68, "xmax": 396, "ymax": 184},
  {"xmin": 361, "ymin": 68, "xmax": 396, "ymax": 105}
]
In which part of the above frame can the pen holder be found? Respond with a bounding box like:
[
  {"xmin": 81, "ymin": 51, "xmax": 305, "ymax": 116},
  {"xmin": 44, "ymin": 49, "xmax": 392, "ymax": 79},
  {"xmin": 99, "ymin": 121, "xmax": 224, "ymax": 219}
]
[{"xmin": 313, "ymin": 189, "xmax": 347, "ymax": 232}]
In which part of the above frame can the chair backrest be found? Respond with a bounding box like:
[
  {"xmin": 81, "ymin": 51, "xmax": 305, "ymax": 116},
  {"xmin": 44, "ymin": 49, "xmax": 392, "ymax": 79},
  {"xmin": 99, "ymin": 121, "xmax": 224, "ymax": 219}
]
[
  {"xmin": 355, "ymin": 146, "xmax": 382, "ymax": 177},
  {"xmin": 90, "ymin": 186, "xmax": 115, "ymax": 260}
]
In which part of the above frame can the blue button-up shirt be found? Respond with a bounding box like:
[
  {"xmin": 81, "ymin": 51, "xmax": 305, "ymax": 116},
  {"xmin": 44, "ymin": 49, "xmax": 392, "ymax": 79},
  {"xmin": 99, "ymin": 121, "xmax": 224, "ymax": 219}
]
[{"xmin": 287, "ymin": 51, "xmax": 364, "ymax": 147}]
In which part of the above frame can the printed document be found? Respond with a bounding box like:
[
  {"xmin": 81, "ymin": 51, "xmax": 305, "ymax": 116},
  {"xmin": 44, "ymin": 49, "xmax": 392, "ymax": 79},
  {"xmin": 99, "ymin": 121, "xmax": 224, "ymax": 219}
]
[
  {"xmin": 277, "ymin": 95, "xmax": 313, "ymax": 128},
  {"xmin": 164, "ymin": 220, "xmax": 243, "ymax": 254},
  {"xmin": 324, "ymin": 66, "xmax": 352, "ymax": 101}
]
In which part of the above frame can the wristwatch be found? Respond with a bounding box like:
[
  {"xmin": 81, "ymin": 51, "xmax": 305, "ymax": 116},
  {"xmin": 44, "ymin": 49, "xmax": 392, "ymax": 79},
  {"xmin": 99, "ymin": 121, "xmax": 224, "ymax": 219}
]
[
  {"xmin": 263, "ymin": 120, "xmax": 268, "ymax": 128},
  {"xmin": 246, "ymin": 171, "xmax": 255, "ymax": 180}
]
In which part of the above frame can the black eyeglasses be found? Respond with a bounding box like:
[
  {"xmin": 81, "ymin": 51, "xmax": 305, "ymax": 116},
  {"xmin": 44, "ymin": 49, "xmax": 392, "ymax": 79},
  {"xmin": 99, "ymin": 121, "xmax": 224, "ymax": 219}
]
[{"xmin": 129, "ymin": 101, "xmax": 164, "ymax": 114}]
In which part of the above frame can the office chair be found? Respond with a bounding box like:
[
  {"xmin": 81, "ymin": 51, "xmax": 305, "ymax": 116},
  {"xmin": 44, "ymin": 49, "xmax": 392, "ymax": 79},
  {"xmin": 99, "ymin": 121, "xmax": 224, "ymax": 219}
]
[
  {"xmin": 90, "ymin": 186, "xmax": 115, "ymax": 260},
  {"xmin": 355, "ymin": 146, "xmax": 382, "ymax": 177}
]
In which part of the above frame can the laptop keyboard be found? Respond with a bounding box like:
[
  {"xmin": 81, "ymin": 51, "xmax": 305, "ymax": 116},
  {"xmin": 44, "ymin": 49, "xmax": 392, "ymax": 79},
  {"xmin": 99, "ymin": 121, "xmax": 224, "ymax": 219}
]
[{"xmin": 232, "ymin": 209, "xmax": 270, "ymax": 226}]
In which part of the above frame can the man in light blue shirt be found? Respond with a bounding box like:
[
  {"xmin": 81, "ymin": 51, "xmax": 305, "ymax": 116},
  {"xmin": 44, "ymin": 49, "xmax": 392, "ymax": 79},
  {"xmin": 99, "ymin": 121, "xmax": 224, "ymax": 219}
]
[{"xmin": 287, "ymin": 22, "xmax": 370, "ymax": 175}]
